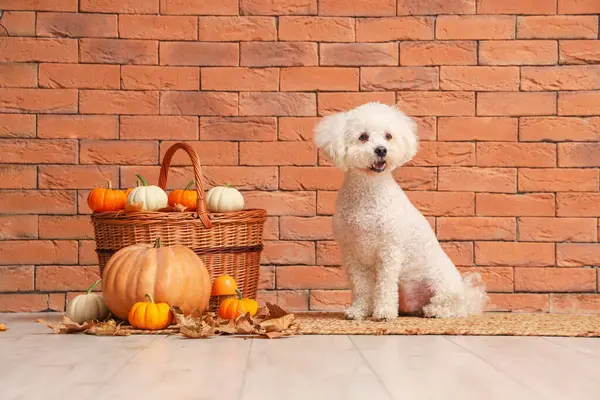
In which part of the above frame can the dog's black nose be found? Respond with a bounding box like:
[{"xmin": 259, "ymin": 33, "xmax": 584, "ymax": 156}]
[{"xmin": 375, "ymin": 146, "xmax": 387, "ymax": 157}]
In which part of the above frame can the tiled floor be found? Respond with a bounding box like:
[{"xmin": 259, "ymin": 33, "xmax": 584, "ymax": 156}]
[{"xmin": 1, "ymin": 313, "xmax": 600, "ymax": 400}]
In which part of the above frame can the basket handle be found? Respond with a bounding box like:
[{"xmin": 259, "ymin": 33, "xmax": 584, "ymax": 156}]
[{"xmin": 158, "ymin": 142, "xmax": 212, "ymax": 229}]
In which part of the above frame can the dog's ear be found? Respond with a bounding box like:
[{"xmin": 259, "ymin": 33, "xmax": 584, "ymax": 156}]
[
  {"xmin": 313, "ymin": 112, "xmax": 348, "ymax": 170},
  {"xmin": 392, "ymin": 107, "xmax": 419, "ymax": 165}
]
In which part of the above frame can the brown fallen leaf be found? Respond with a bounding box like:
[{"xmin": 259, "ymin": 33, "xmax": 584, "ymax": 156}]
[
  {"xmin": 259, "ymin": 314, "xmax": 294, "ymax": 332},
  {"xmin": 172, "ymin": 306, "xmax": 218, "ymax": 339},
  {"xmin": 265, "ymin": 302, "xmax": 289, "ymax": 319},
  {"xmin": 0, "ymin": 323, "xmax": 7, "ymax": 332},
  {"xmin": 86, "ymin": 320, "xmax": 130, "ymax": 336},
  {"xmin": 234, "ymin": 314, "xmax": 255, "ymax": 335},
  {"xmin": 125, "ymin": 202, "xmax": 143, "ymax": 212},
  {"xmin": 38, "ymin": 315, "xmax": 93, "ymax": 334},
  {"xmin": 172, "ymin": 203, "xmax": 188, "ymax": 213}
]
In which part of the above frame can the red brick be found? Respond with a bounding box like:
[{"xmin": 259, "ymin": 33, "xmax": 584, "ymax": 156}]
[
  {"xmin": 557, "ymin": 193, "xmax": 600, "ymax": 217},
  {"xmin": 80, "ymin": 0, "xmax": 158, "ymax": 13},
  {"xmin": 279, "ymin": 216, "xmax": 333, "ymax": 240},
  {"xmin": 318, "ymin": 92, "xmax": 395, "ymax": 115},
  {"xmin": 0, "ymin": 64, "xmax": 37, "ymax": 88},
  {"xmin": 398, "ymin": 0, "xmax": 475, "ymax": 14},
  {"xmin": 119, "ymin": 15, "xmax": 197, "ymax": 40},
  {"xmin": 240, "ymin": 142, "xmax": 315, "ymax": 166},
  {"xmin": 519, "ymin": 218, "xmax": 597, "ymax": 242},
  {"xmin": 320, "ymin": 43, "xmax": 398, "ymax": 66},
  {"xmin": 281, "ymin": 67, "xmax": 358, "ymax": 92},
  {"xmin": 201, "ymin": 117, "xmax": 277, "ymax": 141},
  {"xmin": 319, "ymin": 0, "xmax": 395, "ymax": 16},
  {"xmin": 406, "ymin": 191, "xmax": 474, "ymax": 216},
  {"xmin": 317, "ymin": 191, "xmax": 337, "ymax": 215},
  {"xmin": 280, "ymin": 167, "xmax": 343, "ymax": 190},
  {"xmin": 518, "ymin": 16, "xmax": 598, "ymax": 39},
  {"xmin": 516, "ymin": 267, "xmax": 597, "ymax": 292},
  {"xmin": 356, "ymin": 17, "xmax": 434, "ymax": 41},
  {"xmin": 520, "ymin": 117, "xmax": 600, "ymax": 142},
  {"xmin": 477, "ymin": 0, "xmax": 556, "ymax": 14},
  {"xmin": 557, "ymin": 244, "xmax": 600, "ymax": 267},
  {"xmin": 0, "ymin": 190, "xmax": 76, "ymax": 214},
  {"xmin": 78, "ymin": 240, "xmax": 98, "ymax": 265},
  {"xmin": 80, "ymin": 140, "xmax": 157, "ymax": 165},
  {"xmin": 122, "ymin": 66, "xmax": 199, "ymax": 90},
  {"xmin": 0, "ymin": 266, "xmax": 34, "ymax": 292},
  {"xmin": 395, "ymin": 167, "xmax": 437, "ymax": 190},
  {"xmin": 0, "ymin": 88, "xmax": 77, "ymax": 114},
  {"xmin": 476, "ymin": 242, "xmax": 555, "ymax": 268},
  {"xmin": 39, "ymin": 64, "xmax": 120, "ymax": 89},
  {"xmin": 199, "ymin": 17, "xmax": 276, "ymax": 41},
  {"xmin": 457, "ymin": 267, "xmax": 514, "ymax": 293},
  {"xmin": 256, "ymin": 290, "xmax": 309, "ymax": 311},
  {"xmin": 37, "ymin": 12, "xmax": 117, "ymax": 38},
  {"xmin": 278, "ymin": 117, "xmax": 320, "ymax": 141},
  {"xmin": 519, "ymin": 168, "xmax": 599, "ymax": 192},
  {"xmin": 160, "ymin": 141, "xmax": 237, "ymax": 166},
  {"xmin": 0, "ymin": 165, "xmax": 36, "ymax": 189},
  {"xmin": 277, "ymin": 266, "xmax": 347, "ymax": 289},
  {"xmin": 559, "ymin": 143, "xmax": 600, "ymax": 167},
  {"xmin": 476, "ymin": 143, "xmax": 556, "ymax": 167},
  {"xmin": 160, "ymin": 42, "xmax": 239, "ymax": 66},
  {"xmin": 38, "ymin": 115, "xmax": 118, "ymax": 140},
  {"xmin": 522, "ymin": 66, "xmax": 600, "ymax": 91},
  {"xmin": 487, "ymin": 294, "xmax": 549, "ymax": 313},
  {"xmin": 0, "ymin": 11, "xmax": 35, "ymax": 36},
  {"xmin": 478, "ymin": 92, "xmax": 556, "ymax": 117},
  {"xmin": 441, "ymin": 242, "xmax": 474, "ymax": 266},
  {"xmin": 239, "ymin": 92, "xmax": 315, "ymax": 117},
  {"xmin": 36, "ymin": 266, "xmax": 101, "ymax": 291},
  {"xmin": 262, "ymin": 241, "xmax": 315, "ymax": 265},
  {"xmin": 479, "ymin": 40, "xmax": 557, "ymax": 66},
  {"xmin": 0, "ymin": 215, "xmax": 37, "ymax": 239},
  {"xmin": 440, "ymin": 66, "xmax": 519, "ymax": 91},
  {"xmin": 244, "ymin": 191, "xmax": 315, "ymax": 216},
  {"xmin": 0, "ymin": 294, "xmax": 51, "ymax": 312},
  {"xmin": 0, "ymin": 114, "xmax": 36, "ymax": 138},
  {"xmin": 408, "ymin": 142, "xmax": 475, "ymax": 166},
  {"xmin": 551, "ymin": 294, "xmax": 600, "ymax": 314},
  {"xmin": 360, "ymin": 67, "xmax": 438, "ymax": 91},
  {"xmin": 397, "ymin": 92, "xmax": 475, "ymax": 116},
  {"xmin": 560, "ymin": 41, "xmax": 600, "ymax": 65},
  {"xmin": 0, "ymin": 38, "xmax": 77, "ymax": 62},
  {"xmin": 39, "ymin": 216, "xmax": 94, "ymax": 240},
  {"xmin": 476, "ymin": 193, "xmax": 555, "ymax": 217},
  {"xmin": 559, "ymin": 0, "xmax": 600, "ymax": 14},
  {"xmin": 202, "ymin": 68, "xmax": 278, "ymax": 91},
  {"xmin": 438, "ymin": 167, "xmax": 516, "ymax": 193},
  {"xmin": 279, "ymin": 17, "xmax": 354, "ymax": 42},
  {"xmin": 259, "ymin": 266, "xmax": 275, "ymax": 290},
  {"xmin": 160, "ymin": 0, "xmax": 237, "ymax": 15},
  {"xmin": 413, "ymin": 117, "xmax": 437, "ymax": 141},
  {"xmin": 0, "ymin": 139, "xmax": 77, "ymax": 164},
  {"xmin": 437, "ymin": 15, "xmax": 515, "ymax": 40},
  {"xmin": 438, "ymin": 117, "xmax": 517, "ymax": 141},
  {"xmin": 317, "ymin": 241, "xmax": 341, "ymax": 265},
  {"xmin": 400, "ymin": 41, "xmax": 477, "ymax": 66},
  {"xmin": 121, "ymin": 116, "xmax": 198, "ymax": 140},
  {"xmin": 160, "ymin": 92, "xmax": 238, "ymax": 116},
  {"xmin": 80, "ymin": 39, "xmax": 158, "ymax": 65},
  {"xmin": 38, "ymin": 165, "xmax": 118, "ymax": 189},
  {"xmin": 0, "ymin": 240, "xmax": 77, "ymax": 265},
  {"xmin": 309, "ymin": 290, "xmax": 350, "ymax": 311},
  {"xmin": 263, "ymin": 218, "xmax": 279, "ymax": 241},
  {"xmin": 80, "ymin": 90, "xmax": 158, "ymax": 115},
  {"xmin": 241, "ymin": 0, "xmax": 317, "ymax": 15},
  {"xmin": 559, "ymin": 92, "xmax": 600, "ymax": 116},
  {"xmin": 437, "ymin": 217, "xmax": 515, "ymax": 241},
  {"xmin": 1, "ymin": 0, "xmax": 75, "ymax": 11},
  {"xmin": 241, "ymin": 42, "xmax": 317, "ymax": 67}
]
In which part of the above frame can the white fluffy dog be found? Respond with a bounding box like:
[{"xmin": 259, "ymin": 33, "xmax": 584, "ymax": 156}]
[{"xmin": 314, "ymin": 102, "xmax": 487, "ymax": 320}]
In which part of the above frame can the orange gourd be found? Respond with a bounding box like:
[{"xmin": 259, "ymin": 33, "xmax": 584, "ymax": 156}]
[
  {"xmin": 87, "ymin": 180, "xmax": 126, "ymax": 212},
  {"xmin": 211, "ymin": 275, "xmax": 238, "ymax": 296},
  {"xmin": 102, "ymin": 238, "xmax": 211, "ymax": 320},
  {"xmin": 168, "ymin": 180, "xmax": 197, "ymax": 211},
  {"xmin": 128, "ymin": 294, "xmax": 173, "ymax": 330},
  {"xmin": 219, "ymin": 289, "xmax": 258, "ymax": 319}
]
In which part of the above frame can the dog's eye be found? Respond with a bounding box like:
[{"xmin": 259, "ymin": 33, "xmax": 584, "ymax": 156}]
[
  {"xmin": 359, "ymin": 133, "xmax": 369, "ymax": 142},
  {"xmin": 385, "ymin": 133, "xmax": 393, "ymax": 140}
]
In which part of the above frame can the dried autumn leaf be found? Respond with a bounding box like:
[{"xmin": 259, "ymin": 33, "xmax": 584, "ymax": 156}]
[
  {"xmin": 259, "ymin": 314, "xmax": 294, "ymax": 333},
  {"xmin": 217, "ymin": 318, "xmax": 238, "ymax": 335},
  {"xmin": 86, "ymin": 320, "xmax": 130, "ymax": 336},
  {"xmin": 38, "ymin": 315, "xmax": 93, "ymax": 334},
  {"xmin": 235, "ymin": 314, "xmax": 256, "ymax": 335},
  {"xmin": 0, "ymin": 323, "xmax": 7, "ymax": 332},
  {"xmin": 125, "ymin": 202, "xmax": 143, "ymax": 212},
  {"xmin": 265, "ymin": 302, "xmax": 288, "ymax": 319},
  {"xmin": 173, "ymin": 203, "xmax": 188, "ymax": 213},
  {"xmin": 172, "ymin": 306, "xmax": 217, "ymax": 339}
]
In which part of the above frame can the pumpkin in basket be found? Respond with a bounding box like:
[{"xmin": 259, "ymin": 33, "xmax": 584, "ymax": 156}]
[
  {"xmin": 168, "ymin": 180, "xmax": 197, "ymax": 211},
  {"xmin": 88, "ymin": 180, "xmax": 126, "ymax": 212},
  {"xmin": 206, "ymin": 183, "xmax": 244, "ymax": 213},
  {"xmin": 127, "ymin": 173, "xmax": 168, "ymax": 211},
  {"xmin": 102, "ymin": 238, "xmax": 211, "ymax": 321}
]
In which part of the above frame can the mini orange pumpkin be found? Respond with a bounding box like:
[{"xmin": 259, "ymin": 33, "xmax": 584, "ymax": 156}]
[
  {"xmin": 87, "ymin": 180, "xmax": 126, "ymax": 212},
  {"xmin": 211, "ymin": 275, "xmax": 237, "ymax": 296},
  {"xmin": 219, "ymin": 289, "xmax": 258, "ymax": 319},
  {"xmin": 168, "ymin": 180, "xmax": 197, "ymax": 211},
  {"xmin": 128, "ymin": 293, "xmax": 173, "ymax": 330}
]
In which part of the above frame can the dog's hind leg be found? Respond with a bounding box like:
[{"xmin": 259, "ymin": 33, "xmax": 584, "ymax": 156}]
[{"xmin": 344, "ymin": 255, "xmax": 374, "ymax": 320}]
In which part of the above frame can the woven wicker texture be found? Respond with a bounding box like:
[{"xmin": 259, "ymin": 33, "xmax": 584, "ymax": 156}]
[{"xmin": 90, "ymin": 142, "xmax": 267, "ymax": 310}]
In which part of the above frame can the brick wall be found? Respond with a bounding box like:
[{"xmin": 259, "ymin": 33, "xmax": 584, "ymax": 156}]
[{"xmin": 1, "ymin": 0, "xmax": 600, "ymax": 314}]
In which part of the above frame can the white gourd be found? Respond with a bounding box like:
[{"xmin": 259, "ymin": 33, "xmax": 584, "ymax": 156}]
[
  {"xmin": 206, "ymin": 184, "xmax": 244, "ymax": 213},
  {"xmin": 66, "ymin": 280, "xmax": 110, "ymax": 324},
  {"xmin": 127, "ymin": 173, "xmax": 168, "ymax": 211}
]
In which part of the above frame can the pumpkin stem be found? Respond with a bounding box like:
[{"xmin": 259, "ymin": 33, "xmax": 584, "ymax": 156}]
[
  {"xmin": 86, "ymin": 279, "xmax": 102, "ymax": 294},
  {"xmin": 154, "ymin": 238, "xmax": 162, "ymax": 248},
  {"xmin": 184, "ymin": 180, "xmax": 194, "ymax": 191},
  {"xmin": 145, "ymin": 293, "xmax": 155, "ymax": 303},
  {"xmin": 225, "ymin": 182, "xmax": 231, "ymax": 188},
  {"xmin": 235, "ymin": 288, "xmax": 243, "ymax": 300},
  {"xmin": 135, "ymin": 173, "xmax": 148, "ymax": 187},
  {"xmin": 106, "ymin": 180, "xmax": 112, "ymax": 190}
]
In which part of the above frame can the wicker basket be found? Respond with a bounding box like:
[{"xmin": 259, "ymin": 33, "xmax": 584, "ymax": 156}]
[{"xmin": 90, "ymin": 142, "xmax": 267, "ymax": 310}]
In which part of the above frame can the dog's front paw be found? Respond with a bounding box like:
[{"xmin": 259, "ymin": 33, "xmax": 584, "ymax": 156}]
[
  {"xmin": 372, "ymin": 308, "xmax": 398, "ymax": 322},
  {"xmin": 345, "ymin": 305, "xmax": 369, "ymax": 321}
]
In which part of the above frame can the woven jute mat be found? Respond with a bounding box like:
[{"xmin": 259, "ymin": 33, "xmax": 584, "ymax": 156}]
[{"xmin": 293, "ymin": 313, "xmax": 600, "ymax": 337}]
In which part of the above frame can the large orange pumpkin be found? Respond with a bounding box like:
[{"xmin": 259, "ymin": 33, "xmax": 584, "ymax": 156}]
[{"xmin": 102, "ymin": 238, "xmax": 211, "ymax": 320}]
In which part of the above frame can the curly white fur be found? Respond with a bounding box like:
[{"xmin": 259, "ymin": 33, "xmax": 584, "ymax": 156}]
[{"xmin": 314, "ymin": 102, "xmax": 488, "ymax": 320}]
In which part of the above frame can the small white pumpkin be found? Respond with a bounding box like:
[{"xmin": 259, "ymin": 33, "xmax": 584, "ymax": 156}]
[
  {"xmin": 206, "ymin": 184, "xmax": 244, "ymax": 213},
  {"xmin": 66, "ymin": 280, "xmax": 110, "ymax": 324},
  {"xmin": 127, "ymin": 173, "xmax": 168, "ymax": 211}
]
